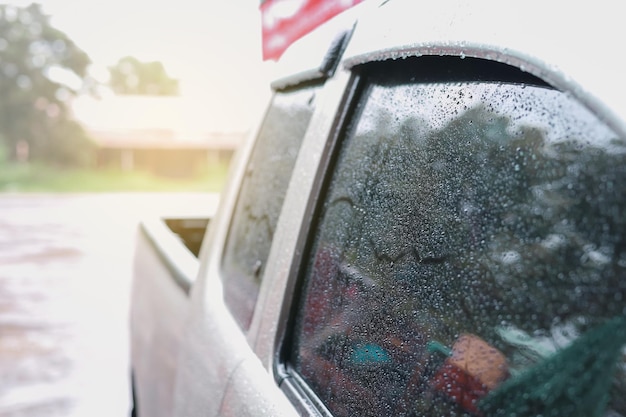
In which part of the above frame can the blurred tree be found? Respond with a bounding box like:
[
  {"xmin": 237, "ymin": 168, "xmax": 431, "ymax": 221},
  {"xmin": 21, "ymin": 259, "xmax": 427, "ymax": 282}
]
[
  {"xmin": 0, "ymin": 3, "xmax": 95, "ymax": 166},
  {"xmin": 109, "ymin": 56, "xmax": 179, "ymax": 95}
]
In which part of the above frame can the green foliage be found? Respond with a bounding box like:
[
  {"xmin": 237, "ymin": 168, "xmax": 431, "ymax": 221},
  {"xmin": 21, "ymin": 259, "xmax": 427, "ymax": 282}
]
[
  {"xmin": 109, "ymin": 56, "xmax": 179, "ymax": 95},
  {"xmin": 480, "ymin": 315, "xmax": 626, "ymax": 417},
  {"xmin": 0, "ymin": 3, "xmax": 93, "ymax": 166}
]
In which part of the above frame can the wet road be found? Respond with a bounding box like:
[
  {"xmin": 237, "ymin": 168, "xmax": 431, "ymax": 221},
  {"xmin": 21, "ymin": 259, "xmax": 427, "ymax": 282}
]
[{"xmin": 0, "ymin": 193, "xmax": 219, "ymax": 417}]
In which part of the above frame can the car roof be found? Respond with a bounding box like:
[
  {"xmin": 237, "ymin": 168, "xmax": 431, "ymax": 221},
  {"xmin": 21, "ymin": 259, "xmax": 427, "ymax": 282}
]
[{"xmin": 275, "ymin": 0, "xmax": 626, "ymax": 137}]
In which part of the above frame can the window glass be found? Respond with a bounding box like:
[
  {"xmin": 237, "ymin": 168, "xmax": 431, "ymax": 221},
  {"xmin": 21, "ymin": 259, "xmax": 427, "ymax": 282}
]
[
  {"xmin": 291, "ymin": 72, "xmax": 626, "ymax": 417},
  {"xmin": 223, "ymin": 85, "xmax": 320, "ymax": 330}
]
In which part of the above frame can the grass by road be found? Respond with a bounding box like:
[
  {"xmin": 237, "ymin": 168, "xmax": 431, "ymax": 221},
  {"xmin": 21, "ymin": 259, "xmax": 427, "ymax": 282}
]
[{"xmin": 0, "ymin": 162, "xmax": 230, "ymax": 193}]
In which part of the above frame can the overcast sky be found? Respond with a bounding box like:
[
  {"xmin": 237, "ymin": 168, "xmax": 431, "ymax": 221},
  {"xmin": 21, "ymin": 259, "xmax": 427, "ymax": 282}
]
[
  {"xmin": 3, "ymin": 0, "xmax": 274, "ymax": 129},
  {"xmin": 18, "ymin": 0, "xmax": 269, "ymax": 88}
]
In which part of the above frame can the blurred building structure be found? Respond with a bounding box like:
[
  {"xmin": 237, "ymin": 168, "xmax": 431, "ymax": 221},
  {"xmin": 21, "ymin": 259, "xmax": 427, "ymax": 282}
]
[{"xmin": 72, "ymin": 95, "xmax": 246, "ymax": 177}]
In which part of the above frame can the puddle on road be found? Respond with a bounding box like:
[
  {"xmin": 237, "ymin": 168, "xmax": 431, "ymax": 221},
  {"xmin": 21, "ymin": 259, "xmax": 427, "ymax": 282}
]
[
  {"xmin": 0, "ymin": 196, "xmax": 133, "ymax": 417},
  {"xmin": 0, "ymin": 194, "xmax": 216, "ymax": 417},
  {"xmin": 0, "ymin": 193, "xmax": 217, "ymax": 417}
]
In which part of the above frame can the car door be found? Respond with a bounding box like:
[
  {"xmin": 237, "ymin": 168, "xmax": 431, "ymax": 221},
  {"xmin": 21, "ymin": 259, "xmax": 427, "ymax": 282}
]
[
  {"xmin": 248, "ymin": 15, "xmax": 626, "ymax": 417},
  {"xmin": 280, "ymin": 55, "xmax": 626, "ymax": 416}
]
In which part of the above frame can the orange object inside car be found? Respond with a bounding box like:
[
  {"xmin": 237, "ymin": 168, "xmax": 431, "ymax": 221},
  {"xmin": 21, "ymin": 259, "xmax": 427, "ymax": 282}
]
[{"xmin": 431, "ymin": 334, "xmax": 509, "ymax": 414}]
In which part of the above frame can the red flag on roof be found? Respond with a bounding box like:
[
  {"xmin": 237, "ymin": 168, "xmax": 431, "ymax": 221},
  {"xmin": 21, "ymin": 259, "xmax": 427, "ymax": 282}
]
[{"xmin": 261, "ymin": 0, "xmax": 364, "ymax": 61}]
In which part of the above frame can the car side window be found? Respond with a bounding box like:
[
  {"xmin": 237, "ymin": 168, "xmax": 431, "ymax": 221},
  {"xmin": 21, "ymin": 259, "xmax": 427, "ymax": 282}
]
[
  {"xmin": 223, "ymin": 85, "xmax": 320, "ymax": 330},
  {"xmin": 289, "ymin": 58, "xmax": 626, "ymax": 417}
]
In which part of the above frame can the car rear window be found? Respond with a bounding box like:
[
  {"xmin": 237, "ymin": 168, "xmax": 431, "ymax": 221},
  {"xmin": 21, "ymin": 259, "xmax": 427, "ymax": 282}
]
[
  {"xmin": 222, "ymin": 84, "xmax": 320, "ymax": 331},
  {"xmin": 289, "ymin": 58, "xmax": 626, "ymax": 417}
]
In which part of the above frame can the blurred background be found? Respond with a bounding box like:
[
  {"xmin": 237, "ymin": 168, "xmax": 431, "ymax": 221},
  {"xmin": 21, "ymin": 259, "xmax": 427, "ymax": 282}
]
[
  {"xmin": 0, "ymin": 0, "xmax": 274, "ymax": 190},
  {"xmin": 0, "ymin": 0, "xmax": 271, "ymax": 415}
]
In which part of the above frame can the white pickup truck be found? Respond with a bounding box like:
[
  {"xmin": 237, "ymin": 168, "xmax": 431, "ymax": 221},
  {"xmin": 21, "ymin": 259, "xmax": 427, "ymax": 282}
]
[{"xmin": 129, "ymin": 1, "xmax": 626, "ymax": 417}]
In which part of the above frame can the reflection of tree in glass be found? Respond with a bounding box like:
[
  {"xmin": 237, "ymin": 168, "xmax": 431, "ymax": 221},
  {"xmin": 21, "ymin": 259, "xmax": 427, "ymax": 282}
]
[
  {"xmin": 301, "ymin": 82, "xmax": 626, "ymax": 417},
  {"xmin": 324, "ymin": 99, "xmax": 626, "ymax": 339},
  {"xmin": 444, "ymin": 116, "xmax": 626, "ymax": 336}
]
